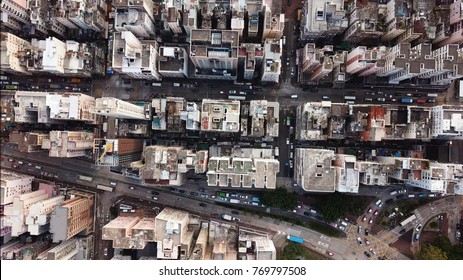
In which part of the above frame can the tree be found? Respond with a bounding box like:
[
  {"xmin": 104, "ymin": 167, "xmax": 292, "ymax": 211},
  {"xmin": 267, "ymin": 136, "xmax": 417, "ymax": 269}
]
[
  {"xmin": 261, "ymin": 188, "xmax": 298, "ymax": 211},
  {"xmin": 311, "ymin": 192, "xmax": 368, "ymax": 222},
  {"xmin": 432, "ymin": 236, "xmax": 452, "ymax": 253},
  {"xmin": 280, "ymin": 242, "xmax": 304, "ymax": 260},
  {"xmin": 448, "ymin": 244, "xmax": 463, "ymax": 260},
  {"xmin": 417, "ymin": 244, "xmax": 448, "ymax": 260},
  {"xmin": 429, "ymin": 221, "xmax": 438, "ymax": 229}
]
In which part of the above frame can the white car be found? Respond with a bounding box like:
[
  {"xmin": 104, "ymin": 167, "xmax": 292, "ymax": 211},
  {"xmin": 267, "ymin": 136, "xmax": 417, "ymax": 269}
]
[{"xmin": 229, "ymin": 90, "xmax": 236, "ymax": 94}]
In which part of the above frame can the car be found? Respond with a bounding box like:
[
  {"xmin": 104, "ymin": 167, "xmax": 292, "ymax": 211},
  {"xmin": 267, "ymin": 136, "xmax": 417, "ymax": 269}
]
[
  {"xmin": 210, "ymin": 195, "xmax": 216, "ymax": 199},
  {"xmin": 199, "ymin": 203, "xmax": 207, "ymax": 207},
  {"xmin": 190, "ymin": 191, "xmax": 199, "ymax": 196},
  {"xmin": 416, "ymin": 99, "xmax": 426, "ymax": 103},
  {"xmin": 231, "ymin": 210, "xmax": 240, "ymax": 215},
  {"xmin": 289, "ymin": 160, "xmax": 293, "ymax": 169},
  {"xmin": 322, "ymin": 96, "xmax": 329, "ymax": 100},
  {"xmin": 220, "ymin": 91, "xmax": 224, "ymax": 94},
  {"xmin": 367, "ymin": 207, "xmax": 372, "ymax": 213},
  {"xmin": 169, "ymin": 187, "xmax": 178, "ymax": 192},
  {"xmin": 232, "ymin": 217, "xmax": 240, "ymax": 222},
  {"xmin": 414, "ymin": 233, "xmax": 420, "ymax": 241},
  {"xmin": 286, "ymin": 138, "xmax": 290, "ymax": 145},
  {"xmin": 357, "ymin": 237, "xmax": 363, "ymax": 245},
  {"xmin": 373, "ymin": 210, "xmax": 379, "ymax": 216},
  {"xmin": 364, "ymin": 251, "xmax": 371, "ymax": 258},
  {"xmin": 378, "ymin": 203, "xmax": 383, "ymax": 208},
  {"xmin": 364, "ymin": 98, "xmax": 373, "ymax": 101},
  {"xmin": 413, "ymin": 93, "xmax": 421, "ymax": 97},
  {"xmin": 104, "ymin": 248, "xmax": 108, "ymax": 256},
  {"xmin": 12, "ymin": 164, "xmax": 19, "ymax": 169},
  {"xmin": 239, "ymin": 91, "xmax": 246, "ymax": 95},
  {"xmin": 179, "ymin": 189, "xmax": 186, "ymax": 194},
  {"xmin": 178, "ymin": 198, "xmax": 182, "ymax": 201},
  {"xmin": 17, "ymin": 161, "xmax": 24, "ymax": 165},
  {"xmin": 399, "ymin": 229, "xmax": 406, "ymax": 234},
  {"xmin": 406, "ymin": 93, "xmax": 412, "ymax": 97},
  {"xmin": 369, "ymin": 248, "xmax": 376, "ymax": 255},
  {"xmin": 365, "ymin": 229, "xmax": 369, "ymax": 236},
  {"xmin": 150, "ymin": 191, "xmax": 160, "ymax": 196},
  {"xmin": 415, "ymin": 224, "xmax": 423, "ymax": 231},
  {"xmin": 28, "ymin": 162, "xmax": 33, "ymax": 166},
  {"xmin": 427, "ymin": 99, "xmax": 436, "ymax": 103},
  {"xmin": 290, "ymin": 143, "xmax": 294, "ymax": 150},
  {"xmin": 8, "ymin": 158, "xmax": 14, "ymax": 162},
  {"xmin": 358, "ymin": 225, "xmax": 362, "ymax": 233},
  {"xmin": 326, "ymin": 250, "xmax": 334, "ymax": 256},
  {"xmin": 200, "ymin": 194, "xmax": 208, "ymax": 198},
  {"xmin": 152, "ymin": 196, "xmax": 158, "ymax": 200},
  {"xmin": 369, "ymin": 218, "xmax": 374, "ymax": 224},
  {"xmin": 362, "ymin": 216, "xmax": 367, "ymax": 222},
  {"xmin": 364, "ymin": 238, "xmax": 370, "ymax": 245},
  {"xmin": 229, "ymin": 90, "xmax": 236, "ymax": 94},
  {"xmin": 377, "ymin": 98, "xmax": 386, "ymax": 102},
  {"xmin": 129, "ymin": 186, "xmax": 135, "ymax": 190}
]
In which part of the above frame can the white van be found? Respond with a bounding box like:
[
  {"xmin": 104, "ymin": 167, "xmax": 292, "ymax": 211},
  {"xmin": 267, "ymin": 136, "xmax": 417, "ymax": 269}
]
[
  {"xmin": 310, "ymin": 209, "xmax": 317, "ymax": 214},
  {"xmin": 375, "ymin": 199, "xmax": 382, "ymax": 206},
  {"xmin": 110, "ymin": 182, "xmax": 117, "ymax": 186},
  {"xmin": 390, "ymin": 191, "xmax": 397, "ymax": 196},
  {"xmin": 290, "ymin": 95, "xmax": 298, "ymax": 99},
  {"xmin": 173, "ymin": 83, "xmax": 181, "ymax": 87}
]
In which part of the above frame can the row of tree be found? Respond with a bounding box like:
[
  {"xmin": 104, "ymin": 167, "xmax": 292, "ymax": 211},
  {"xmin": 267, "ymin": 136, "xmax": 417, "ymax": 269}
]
[{"xmin": 417, "ymin": 236, "xmax": 463, "ymax": 260}]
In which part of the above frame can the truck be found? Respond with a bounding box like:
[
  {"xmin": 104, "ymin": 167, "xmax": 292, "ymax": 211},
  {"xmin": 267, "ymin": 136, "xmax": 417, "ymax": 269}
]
[
  {"xmin": 399, "ymin": 214, "xmax": 416, "ymax": 227},
  {"xmin": 287, "ymin": 235, "xmax": 304, "ymax": 244},
  {"xmin": 97, "ymin": 184, "xmax": 114, "ymax": 192},
  {"xmin": 229, "ymin": 199, "xmax": 240, "ymax": 204},
  {"xmin": 401, "ymin": 98, "xmax": 413, "ymax": 103},
  {"xmin": 344, "ymin": 96, "xmax": 356, "ymax": 100},
  {"xmin": 221, "ymin": 214, "xmax": 232, "ymax": 221},
  {"xmin": 242, "ymin": 85, "xmax": 253, "ymax": 91},
  {"xmin": 78, "ymin": 175, "xmax": 93, "ymax": 182}
]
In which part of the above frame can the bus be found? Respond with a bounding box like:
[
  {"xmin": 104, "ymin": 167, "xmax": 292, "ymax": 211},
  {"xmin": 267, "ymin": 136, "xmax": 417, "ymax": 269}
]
[
  {"xmin": 228, "ymin": 95, "xmax": 245, "ymax": 100},
  {"xmin": 5, "ymin": 85, "xmax": 17, "ymax": 90},
  {"xmin": 78, "ymin": 175, "xmax": 93, "ymax": 182},
  {"xmin": 344, "ymin": 96, "xmax": 356, "ymax": 100},
  {"xmin": 217, "ymin": 191, "xmax": 229, "ymax": 198},
  {"xmin": 401, "ymin": 98, "xmax": 413, "ymax": 103},
  {"xmin": 427, "ymin": 93, "xmax": 438, "ymax": 97},
  {"xmin": 399, "ymin": 214, "xmax": 416, "ymax": 227},
  {"xmin": 287, "ymin": 235, "xmax": 304, "ymax": 244},
  {"xmin": 97, "ymin": 184, "xmax": 114, "ymax": 192}
]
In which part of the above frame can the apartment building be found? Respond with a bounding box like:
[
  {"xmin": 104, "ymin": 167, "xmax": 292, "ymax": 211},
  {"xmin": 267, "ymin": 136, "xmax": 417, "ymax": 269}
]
[
  {"xmin": 334, "ymin": 154, "xmax": 359, "ymax": 193},
  {"xmin": 154, "ymin": 208, "xmax": 190, "ymax": 259},
  {"xmin": 93, "ymin": 138, "xmax": 144, "ymax": 166},
  {"xmin": 0, "ymin": 170, "xmax": 34, "ymax": 206},
  {"xmin": 9, "ymin": 131, "xmax": 49, "ymax": 153},
  {"xmin": 238, "ymin": 44, "xmax": 264, "ymax": 81},
  {"xmin": 14, "ymin": 91, "xmax": 96, "ymax": 124},
  {"xmin": 201, "ymin": 99, "xmax": 240, "ymax": 133},
  {"xmin": 25, "ymin": 196, "xmax": 65, "ymax": 235},
  {"xmin": 242, "ymin": 100, "xmax": 279, "ymax": 138},
  {"xmin": 3, "ymin": 190, "xmax": 50, "ymax": 236},
  {"xmin": 63, "ymin": 41, "xmax": 105, "ymax": 77},
  {"xmin": 261, "ymin": 38, "xmax": 282, "ymax": 83},
  {"xmin": 300, "ymin": 0, "xmax": 348, "ymax": 42},
  {"xmin": 151, "ymin": 97, "xmax": 187, "ymax": 131},
  {"xmin": 238, "ymin": 228, "xmax": 276, "ymax": 260},
  {"xmin": 356, "ymin": 161, "xmax": 391, "ymax": 186},
  {"xmin": 424, "ymin": 44, "xmax": 463, "ymax": 85},
  {"xmin": 41, "ymin": 131, "xmax": 94, "ymax": 158},
  {"xmin": 131, "ymin": 146, "xmax": 208, "ymax": 186},
  {"xmin": 381, "ymin": 0, "xmax": 411, "ymax": 41},
  {"xmin": 262, "ymin": 6, "xmax": 285, "ymax": 40},
  {"xmin": 23, "ymin": 37, "xmax": 67, "ymax": 74},
  {"xmin": 95, "ymin": 97, "xmax": 148, "ymax": 120},
  {"xmin": 190, "ymin": 29, "xmax": 239, "ymax": 80},
  {"xmin": 115, "ymin": 6, "xmax": 155, "ymax": 38},
  {"xmin": 0, "ymin": 0, "xmax": 30, "ymax": 31},
  {"xmin": 207, "ymin": 155, "xmax": 280, "ymax": 189},
  {"xmin": 431, "ymin": 105, "xmax": 463, "ymax": 139},
  {"xmin": 49, "ymin": 190, "xmax": 94, "ymax": 243},
  {"xmin": 294, "ymin": 148, "xmax": 336, "ymax": 193},
  {"xmin": 102, "ymin": 216, "xmax": 155, "ymax": 249},
  {"xmin": 438, "ymin": 0, "xmax": 463, "ymax": 47},
  {"xmin": 0, "ymin": 32, "xmax": 32, "ymax": 75},
  {"xmin": 158, "ymin": 46, "xmax": 189, "ymax": 78},
  {"xmin": 46, "ymin": 235, "xmax": 94, "ymax": 260},
  {"xmin": 345, "ymin": 46, "xmax": 387, "ymax": 75},
  {"xmin": 344, "ymin": 0, "xmax": 383, "ymax": 43},
  {"xmin": 112, "ymin": 31, "xmax": 161, "ymax": 80}
]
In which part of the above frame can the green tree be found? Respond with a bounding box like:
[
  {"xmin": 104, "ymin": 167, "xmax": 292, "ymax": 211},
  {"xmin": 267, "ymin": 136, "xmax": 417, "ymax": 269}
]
[
  {"xmin": 429, "ymin": 221, "xmax": 438, "ymax": 229},
  {"xmin": 280, "ymin": 242, "xmax": 304, "ymax": 260},
  {"xmin": 417, "ymin": 244, "xmax": 448, "ymax": 260},
  {"xmin": 311, "ymin": 192, "xmax": 369, "ymax": 222},
  {"xmin": 448, "ymin": 244, "xmax": 463, "ymax": 260},
  {"xmin": 261, "ymin": 188, "xmax": 298, "ymax": 211},
  {"xmin": 432, "ymin": 236, "xmax": 452, "ymax": 253}
]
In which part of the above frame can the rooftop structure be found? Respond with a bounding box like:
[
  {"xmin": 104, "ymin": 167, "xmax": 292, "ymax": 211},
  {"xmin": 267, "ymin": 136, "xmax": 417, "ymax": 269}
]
[
  {"xmin": 296, "ymin": 102, "xmax": 332, "ymax": 140},
  {"xmin": 243, "ymin": 100, "xmax": 279, "ymax": 138},
  {"xmin": 0, "ymin": 32, "xmax": 32, "ymax": 75},
  {"xmin": 345, "ymin": 46, "xmax": 387, "ymax": 75},
  {"xmin": 0, "ymin": 0, "xmax": 30, "ymax": 32},
  {"xmin": 112, "ymin": 0, "xmax": 155, "ymax": 20},
  {"xmin": 132, "ymin": 146, "xmax": 208, "ymax": 186},
  {"xmin": 431, "ymin": 105, "xmax": 463, "ymax": 139},
  {"xmin": 238, "ymin": 43, "xmax": 264, "ymax": 80},
  {"xmin": 294, "ymin": 148, "xmax": 336, "ymax": 193},
  {"xmin": 238, "ymin": 228, "xmax": 276, "ymax": 260},
  {"xmin": 93, "ymin": 138, "xmax": 144, "ymax": 166},
  {"xmin": 154, "ymin": 208, "xmax": 190, "ymax": 259},
  {"xmin": 334, "ymin": 154, "xmax": 359, "ymax": 193},
  {"xmin": 150, "ymin": 97, "xmax": 188, "ymax": 132},
  {"xmin": 3, "ymin": 190, "xmax": 49, "ymax": 236},
  {"xmin": 356, "ymin": 161, "xmax": 391, "ymax": 186},
  {"xmin": 63, "ymin": 40, "xmax": 105, "ymax": 77},
  {"xmin": 378, "ymin": 156, "xmax": 463, "ymax": 194},
  {"xmin": 436, "ymin": 0, "xmax": 463, "ymax": 47},
  {"xmin": 41, "ymin": 131, "xmax": 94, "ymax": 158},
  {"xmin": 112, "ymin": 31, "xmax": 161, "ymax": 80},
  {"xmin": 207, "ymin": 155, "xmax": 280, "ymax": 189},
  {"xmin": 9, "ymin": 131, "xmax": 49, "ymax": 153},
  {"xmin": 115, "ymin": 8, "xmax": 155, "ymax": 38},
  {"xmin": 26, "ymin": 37, "xmax": 66, "ymax": 74},
  {"xmin": 14, "ymin": 91, "xmax": 96, "ymax": 124},
  {"xmin": 49, "ymin": 190, "xmax": 94, "ymax": 243},
  {"xmin": 0, "ymin": 170, "xmax": 34, "ymax": 206},
  {"xmin": 300, "ymin": 0, "xmax": 348, "ymax": 42},
  {"xmin": 95, "ymin": 97, "xmax": 147, "ymax": 120},
  {"xmin": 190, "ymin": 29, "xmax": 239, "ymax": 80},
  {"xmin": 381, "ymin": 0, "xmax": 412, "ymax": 41},
  {"xmin": 46, "ymin": 235, "xmax": 94, "ymax": 260},
  {"xmin": 425, "ymin": 44, "xmax": 463, "ymax": 85},
  {"xmin": 261, "ymin": 38, "xmax": 282, "ymax": 83},
  {"xmin": 201, "ymin": 99, "xmax": 240, "ymax": 133},
  {"xmin": 344, "ymin": 0, "xmax": 383, "ymax": 43},
  {"xmin": 181, "ymin": 102, "xmax": 201, "ymax": 131},
  {"xmin": 158, "ymin": 46, "xmax": 188, "ymax": 78},
  {"xmin": 25, "ymin": 196, "xmax": 65, "ymax": 235},
  {"xmin": 102, "ymin": 216, "xmax": 155, "ymax": 249},
  {"xmin": 210, "ymin": 221, "xmax": 238, "ymax": 260},
  {"xmin": 262, "ymin": 6, "xmax": 285, "ymax": 40}
]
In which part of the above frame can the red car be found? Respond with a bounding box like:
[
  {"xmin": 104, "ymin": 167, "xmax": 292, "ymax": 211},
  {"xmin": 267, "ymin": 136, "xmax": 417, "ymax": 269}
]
[
  {"xmin": 364, "ymin": 238, "xmax": 370, "ymax": 246},
  {"xmin": 416, "ymin": 99, "xmax": 426, "ymax": 103},
  {"xmin": 12, "ymin": 164, "xmax": 19, "ymax": 169},
  {"xmin": 373, "ymin": 210, "xmax": 379, "ymax": 216},
  {"xmin": 369, "ymin": 218, "xmax": 374, "ymax": 224},
  {"xmin": 326, "ymin": 250, "xmax": 334, "ymax": 256},
  {"xmin": 367, "ymin": 207, "xmax": 372, "ymax": 213},
  {"xmin": 362, "ymin": 216, "xmax": 367, "ymax": 222}
]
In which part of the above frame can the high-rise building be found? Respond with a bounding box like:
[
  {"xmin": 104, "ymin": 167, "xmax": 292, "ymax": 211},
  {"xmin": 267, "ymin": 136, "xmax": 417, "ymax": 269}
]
[
  {"xmin": 25, "ymin": 196, "xmax": 65, "ymax": 235},
  {"xmin": 190, "ymin": 29, "xmax": 239, "ymax": 80},
  {"xmin": 0, "ymin": 32, "xmax": 32, "ymax": 75},
  {"xmin": 261, "ymin": 38, "xmax": 282, "ymax": 83},
  {"xmin": 344, "ymin": 0, "xmax": 383, "ymax": 43},
  {"xmin": 0, "ymin": 170, "xmax": 34, "ymax": 206},
  {"xmin": 42, "ymin": 131, "xmax": 94, "ymax": 158},
  {"xmin": 431, "ymin": 105, "xmax": 463, "ymax": 139},
  {"xmin": 201, "ymin": 99, "xmax": 240, "ymax": 133},
  {"xmin": 112, "ymin": 31, "xmax": 161, "ymax": 80},
  {"xmin": 158, "ymin": 46, "xmax": 189, "ymax": 78},
  {"xmin": 14, "ymin": 91, "xmax": 96, "ymax": 124},
  {"xmin": 238, "ymin": 44, "xmax": 264, "ymax": 80},
  {"xmin": 294, "ymin": 148, "xmax": 336, "ymax": 193},
  {"xmin": 49, "ymin": 190, "xmax": 94, "ymax": 243},
  {"xmin": 154, "ymin": 208, "xmax": 190, "ymax": 259},
  {"xmin": 115, "ymin": 7, "xmax": 155, "ymax": 38},
  {"xmin": 93, "ymin": 138, "xmax": 144, "ymax": 166},
  {"xmin": 9, "ymin": 132, "xmax": 49, "ymax": 153},
  {"xmin": 0, "ymin": 0, "xmax": 30, "ymax": 31},
  {"xmin": 94, "ymin": 97, "xmax": 148, "ymax": 120}
]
